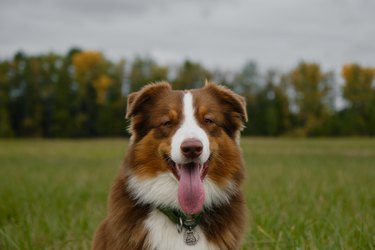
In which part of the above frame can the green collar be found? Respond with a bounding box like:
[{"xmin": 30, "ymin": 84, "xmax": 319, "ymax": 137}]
[{"xmin": 158, "ymin": 207, "xmax": 204, "ymax": 231}]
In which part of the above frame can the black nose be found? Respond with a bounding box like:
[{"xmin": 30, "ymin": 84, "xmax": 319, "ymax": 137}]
[{"xmin": 180, "ymin": 139, "xmax": 203, "ymax": 159}]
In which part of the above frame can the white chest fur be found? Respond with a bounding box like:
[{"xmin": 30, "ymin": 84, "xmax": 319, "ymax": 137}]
[{"xmin": 144, "ymin": 210, "xmax": 219, "ymax": 250}]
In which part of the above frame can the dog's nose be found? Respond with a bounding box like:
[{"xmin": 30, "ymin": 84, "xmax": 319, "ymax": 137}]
[{"xmin": 180, "ymin": 139, "xmax": 203, "ymax": 159}]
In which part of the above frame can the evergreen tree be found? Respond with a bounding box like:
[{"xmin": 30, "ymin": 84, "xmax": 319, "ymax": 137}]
[{"xmin": 173, "ymin": 60, "xmax": 211, "ymax": 89}]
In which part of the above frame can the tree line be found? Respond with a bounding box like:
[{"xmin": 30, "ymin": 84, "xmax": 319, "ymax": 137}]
[{"xmin": 0, "ymin": 48, "xmax": 374, "ymax": 137}]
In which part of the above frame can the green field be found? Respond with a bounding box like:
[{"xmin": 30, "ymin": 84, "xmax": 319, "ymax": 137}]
[{"xmin": 0, "ymin": 138, "xmax": 374, "ymax": 249}]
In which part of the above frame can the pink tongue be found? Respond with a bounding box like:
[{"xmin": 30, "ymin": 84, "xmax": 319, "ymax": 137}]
[{"xmin": 177, "ymin": 163, "xmax": 205, "ymax": 214}]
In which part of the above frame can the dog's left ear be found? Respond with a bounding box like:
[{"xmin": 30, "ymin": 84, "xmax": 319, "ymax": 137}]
[
  {"xmin": 204, "ymin": 81, "xmax": 248, "ymax": 131},
  {"xmin": 126, "ymin": 81, "xmax": 172, "ymax": 119}
]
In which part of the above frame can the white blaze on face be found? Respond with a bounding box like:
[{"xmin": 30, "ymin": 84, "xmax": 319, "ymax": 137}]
[{"xmin": 171, "ymin": 92, "xmax": 210, "ymax": 164}]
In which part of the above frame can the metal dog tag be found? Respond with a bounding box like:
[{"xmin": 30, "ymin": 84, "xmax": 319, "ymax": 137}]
[{"xmin": 184, "ymin": 229, "xmax": 199, "ymax": 246}]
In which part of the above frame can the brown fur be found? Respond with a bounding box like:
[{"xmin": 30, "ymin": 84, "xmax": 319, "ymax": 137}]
[{"xmin": 92, "ymin": 82, "xmax": 248, "ymax": 250}]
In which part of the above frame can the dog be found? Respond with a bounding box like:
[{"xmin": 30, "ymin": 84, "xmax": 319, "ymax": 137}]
[{"xmin": 92, "ymin": 81, "xmax": 248, "ymax": 250}]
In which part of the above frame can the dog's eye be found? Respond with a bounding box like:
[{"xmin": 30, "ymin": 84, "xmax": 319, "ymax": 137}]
[
  {"xmin": 161, "ymin": 120, "xmax": 172, "ymax": 127},
  {"xmin": 204, "ymin": 117, "xmax": 214, "ymax": 124}
]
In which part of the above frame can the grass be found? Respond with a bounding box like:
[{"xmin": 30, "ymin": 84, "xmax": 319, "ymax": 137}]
[{"xmin": 0, "ymin": 138, "xmax": 374, "ymax": 249}]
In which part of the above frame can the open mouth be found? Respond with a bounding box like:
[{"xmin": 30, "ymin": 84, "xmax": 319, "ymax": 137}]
[
  {"xmin": 165, "ymin": 158, "xmax": 209, "ymax": 182},
  {"xmin": 164, "ymin": 156, "xmax": 209, "ymax": 214}
]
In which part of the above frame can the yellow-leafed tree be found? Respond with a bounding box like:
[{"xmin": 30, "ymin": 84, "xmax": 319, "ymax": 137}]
[
  {"xmin": 72, "ymin": 51, "xmax": 114, "ymax": 105},
  {"xmin": 282, "ymin": 62, "xmax": 334, "ymax": 135},
  {"xmin": 342, "ymin": 63, "xmax": 375, "ymax": 111},
  {"xmin": 93, "ymin": 74, "xmax": 112, "ymax": 105}
]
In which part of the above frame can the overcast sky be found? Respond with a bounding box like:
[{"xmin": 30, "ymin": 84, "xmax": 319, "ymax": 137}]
[{"xmin": 1, "ymin": 0, "xmax": 374, "ymax": 71}]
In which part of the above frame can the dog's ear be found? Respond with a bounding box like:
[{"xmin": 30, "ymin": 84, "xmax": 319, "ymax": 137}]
[
  {"xmin": 204, "ymin": 81, "xmax": 247, "ymax": 131},
  {"xmin": 126, "ymin": 82, "xmax": 172, "ymax": 119}
]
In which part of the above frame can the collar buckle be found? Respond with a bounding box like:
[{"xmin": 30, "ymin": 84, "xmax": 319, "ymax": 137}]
[{"xmin": 158, "ymin": 207, "xmax": 204, "ymax": 232}]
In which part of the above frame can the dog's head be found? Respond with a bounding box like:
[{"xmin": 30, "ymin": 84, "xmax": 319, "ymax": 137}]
[{"xmin": 125, "ymin": 81, "xmax": 247, "ymax": 214}]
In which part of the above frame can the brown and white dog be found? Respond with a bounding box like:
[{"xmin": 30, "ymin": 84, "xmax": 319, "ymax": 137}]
[{"xmin": 92, "ymin": 81, "xmax": 248, "ymax": 250}]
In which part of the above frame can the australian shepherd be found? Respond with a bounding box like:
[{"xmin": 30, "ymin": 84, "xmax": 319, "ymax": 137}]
[{"xmin": 92, "ymin": 81, "xmax": 248, "ymax": 250}]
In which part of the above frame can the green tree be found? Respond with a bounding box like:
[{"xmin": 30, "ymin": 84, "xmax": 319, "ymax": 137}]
[
  {"xmin": 0, "ymin": 60, "xmax": 14, "ymax": 137},
  {"xmin": 19, "ymin": 54, "xmax": 45, "ymax": 136},
  {"xmin": 255, "ymin": 70, "xmax": 290, "ymax": 136},
  {"xmin": 129, "ymin": 57, "xmax": 168, "ymax": 92},
  {"xmin": 49, "ymin": 50, "xmax": 79, "ymax": 137},
  {"xmin": 232, "ymin": 61, "xmax": 259, "ymax": 95},
  {"xmin": 38, "ymin": 53, "xmax": 65, "ymax": 137},
  {"xmin": 95, "ymin": 59, "xmax": 127, "ymax": 136},
  {"xmin": 173, "ymin": 60, "xmax": 211, "ymax": 89},
  {"xmin": 7, "ymin": 52, "xmax": 28, "ymax": 136},
  {"xmin": 241, "ymin": 70, "xmax": 290, "ymax": 136}
]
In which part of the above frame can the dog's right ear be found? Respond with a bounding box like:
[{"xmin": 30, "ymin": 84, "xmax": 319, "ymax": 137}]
[{"xmin": 126, "ymin": 81, "xmax": 172, "ymax": 119}]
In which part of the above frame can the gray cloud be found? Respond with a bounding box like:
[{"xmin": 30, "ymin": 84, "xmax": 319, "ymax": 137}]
[{"xmin": 0, "ymin": 0, "xmax": 374, "ymax": 71}]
